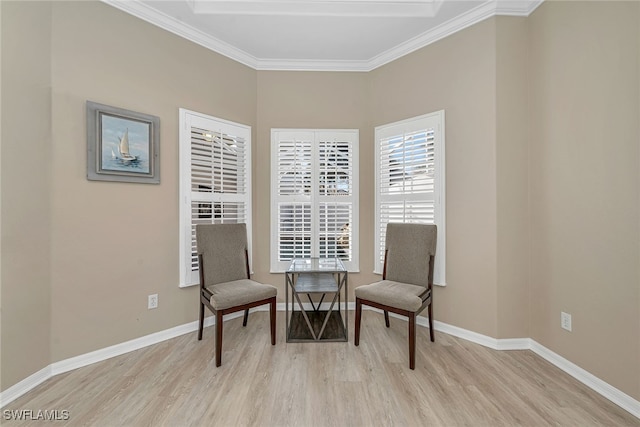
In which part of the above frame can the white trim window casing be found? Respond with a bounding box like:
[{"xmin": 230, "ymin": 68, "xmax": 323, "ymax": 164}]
[
  {"xmin": 374, "ymin": 110, "xmax": 446, "ymax": 285},
  {"xmin": 179, "ymin": 109, "xmax": 252, "ymax": 287},
  {"xmin": 271, "ymin": 129, "xmax": 359, "ymax": 272}
]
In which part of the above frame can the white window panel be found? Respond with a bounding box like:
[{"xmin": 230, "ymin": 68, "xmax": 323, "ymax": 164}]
[
  {"xmin": 277, "ymin": 136, "xmax": 312, "ymax": 197},
  {"xmin": 271, "ymin": 129, "xmax": 359, "ymax": 272},
  {"xmin": 319, "ymin": 202, "xmax": 353, "ymax": 261},
  {"xmin": 277, "ymin": 202, "xmax": 312, "ymax": 260},
  {"xmin": 179, "ymin": 109, "xmax": 252, "ymax": 287},
  {"xmin": 380, "ymin": 129, "xmax": 435, "ymax": 195},
  {"xmin": 319, "ymin": 140, "xmax": 354, "ymax": 196},
  {"xmin": 375, "ymin": 111, "xmax": 445, "ymax": 285}
]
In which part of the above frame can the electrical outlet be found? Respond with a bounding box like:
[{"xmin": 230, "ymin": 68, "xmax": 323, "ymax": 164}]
[
  {"xmin": 561, "ymin": 311, "xmax": 572, "ymax": 331},
  {"xmin": 148, "ymin": 294, "xmax": 158, "ymax": 310}
]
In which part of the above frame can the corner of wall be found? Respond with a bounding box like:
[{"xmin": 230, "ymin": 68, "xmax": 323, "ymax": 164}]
[
  {"xmin": 495, "ymin": 15, "xmax": 530, "ymax": 339},
  {"xmin": 0, "ymin": 0, "xmax": 53, "ymax": 393}
]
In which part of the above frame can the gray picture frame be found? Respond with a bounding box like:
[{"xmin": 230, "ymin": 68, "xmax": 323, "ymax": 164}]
[{"xmin": 87, "ymin": 101, "xmax": 160, "ymax": 184}]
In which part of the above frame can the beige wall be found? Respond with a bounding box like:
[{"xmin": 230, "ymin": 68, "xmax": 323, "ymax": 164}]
[
  {"xmin": 47, "ymin": 1, "xmax": 256, "ymax": 362},
  {"xmin": 496, "ymin": 16, "xmax": 530, "ymax": 339},
  {"xmin": 0, "ymin": 1, "xmax": 53, "ymax": 390},
  {"xmin": 369, "ymin": 19, "xmax": 500, "ymax": 337},
  {"xmin": 254, "ymin": 71, "xmax": 373, "ymax": 298},
  {"xmin": 529, "ymin": 1, "xmax": 640, "ymax": 400},
  {"xmin": 2, "ymin": 0, "xmax": 639, "ymax": 405}
]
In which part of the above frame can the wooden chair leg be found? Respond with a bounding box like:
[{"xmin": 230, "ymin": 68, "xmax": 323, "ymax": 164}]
[
  {"xmin": 384, "ymin": 310, "xmax": 390, "ymax": 328},
  {"xmin": 215, "ymin": 311, "xmax": 223, "ymax": 367},
  {"xmin": 428, "ymin": 303, "xmax": 434, "ymax": 342},
  {"xmin": 198, "ymin": 301, "xmax": 205, "ymax": 340},
  {"xmin": 243, "ymin": 309, "xmax": 249, "ymax": 327},
  {"xmin": 270, "ymin": 298, "xmax": 276, "ymax": 345},
  {"xmin": 355, "ymin": 298, "xmax": 362, "ymax": 346},
  {"xmin": 408, "ymin": 312, "xmax": 416, "ymax": 370}
]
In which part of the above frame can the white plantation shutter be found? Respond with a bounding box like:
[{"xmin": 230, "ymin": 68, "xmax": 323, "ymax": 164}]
[
  {"xmin": 271, "ymin": 129, "xmax": 359, "ymax": 272},
  {"xmin": 274, "ymin": 132, "xmax": 312, "ymax": 263},
  {"xmin": 179, "ymin": 109, "xmax": 251, "ymax": 287},
  {"xmin": 278, "ymin": 202, "xmax": 312, "ymax": 259},
  {"xmin": 318, "ymin": 138, "xmax": 354, "ymax": 262},
  {"xmin": 375, "ymin": 111, "xmax": 445, "ymax": 285},
  {"xmin": 276, "ymin": 137, "xmax": 312, "ymax": 195}
]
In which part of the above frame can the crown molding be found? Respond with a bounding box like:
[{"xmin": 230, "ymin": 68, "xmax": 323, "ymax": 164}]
[
  {"xmin": 255, "ymin": 58, "xmax": 371, "ymax": 72},
  {"xmin": 367, "ymin": 0, "xmax": 543, "ymax": 70},
  {"xmin": 367, "ymin": 0, "xmax": 498, "ymax": 70},
  {"xmin": 496, "ymin": 0, "xmax": 544, "ymax": 15},
  {"xmin": 101, "ymin": 0, "xmax": 544, "ymax": 72},
  {"xmin": 102, "ymin": 0, "xmax": 260, "ymax": 69}
]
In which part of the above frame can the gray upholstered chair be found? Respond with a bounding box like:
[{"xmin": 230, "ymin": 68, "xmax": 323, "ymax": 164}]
[
  {"xmin": 196, "ymin": 223, "xmax": 277, "ymax": 367},
  {"xmin": 354, "ymin": 223, "xmax": 436, "ymax": 369}
]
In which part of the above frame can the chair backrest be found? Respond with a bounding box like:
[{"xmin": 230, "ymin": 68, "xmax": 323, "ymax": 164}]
[
  {"xmin": 384, "ymin": 223, "xmax": 437, "ymax": 288},
  {"xmin": 196, "ymin": 223, "xmax": 249, "ymax": 286}
]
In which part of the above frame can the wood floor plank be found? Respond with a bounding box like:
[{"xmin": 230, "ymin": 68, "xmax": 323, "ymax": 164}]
[{"xmin": 3, "ymin": 311, "xmax": 638, "ymax": 426}]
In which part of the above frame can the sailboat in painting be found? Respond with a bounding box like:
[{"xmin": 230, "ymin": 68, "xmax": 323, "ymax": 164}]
[{"xmin": 118, "ymin": 128, "xmax": 138, "ymax": 162}]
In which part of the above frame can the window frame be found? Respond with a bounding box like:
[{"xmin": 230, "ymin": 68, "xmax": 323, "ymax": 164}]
[
  {"xmin": 270, "ymin": 129, "xmax": 359, "ymax": 273},
  {"xmin": 178, "ymin": 108, "xmax": 252, "ymax": 288},
  {"xmin": 374, "ymin": 111, "xmax": 446, "ymax": 285}
]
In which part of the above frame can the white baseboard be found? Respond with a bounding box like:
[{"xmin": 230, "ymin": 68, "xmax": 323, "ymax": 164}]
[
  {"xmin": 529, "ymin": 340, "xmax": 640, "ymax": 419},
  {"xmin": 0, "ymin": 312, "xmax": 236, "ymax": 408},
  {"xmin": 0, "ymin": 366, "xmax": 51, "ymax": 409},
  {"xmin": 1, "ymin": 306, "xmax": 638, "ymax": 420},
  {"xmin": 428, "ymin": 319, "xmax": 530, "ymax": 350},
  {"xmin": 52, "ymin": 321, "xmax": 198, "ymax": 376}
]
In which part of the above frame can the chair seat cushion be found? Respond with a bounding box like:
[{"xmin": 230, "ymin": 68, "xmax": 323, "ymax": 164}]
[
  {"xmin": 355, "ymin": 280, "xmax": 428, "ymax": 312},
  {"xmin": 208, "ymin": 279, "xmax": 277, "ymax": 310}
]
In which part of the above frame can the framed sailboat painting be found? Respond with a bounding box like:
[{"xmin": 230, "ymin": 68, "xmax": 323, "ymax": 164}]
[{"xmin": 87, "ymin": 101, "xmax": 160, "ymax": 184}]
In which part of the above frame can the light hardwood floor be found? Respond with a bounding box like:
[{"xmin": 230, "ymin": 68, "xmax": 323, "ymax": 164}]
[{"xmin": 4, "ymin": 311, "xmax": 639, "ymax": 426}]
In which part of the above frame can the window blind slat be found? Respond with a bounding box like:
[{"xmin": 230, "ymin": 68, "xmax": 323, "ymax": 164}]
[
  {"xmin": 181, "ymin": 113, "xmax": 252, "ymax": 284},
  {"xmin": 318, "ymin": 202, "xmax": 352, "ymax": 261},
  {"xmin": 375, "ymin": 112, "xmax": 444, "ymax": 284},
  {"xmin": 272, "ymin": 130, "xmax": 358, "ymax": 271},
  {"xmin": 278, "ymin": 202, "xmax": 312, "ymax": 260}
]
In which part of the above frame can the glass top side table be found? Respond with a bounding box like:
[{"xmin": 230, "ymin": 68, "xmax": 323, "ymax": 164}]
[{"xmin": 285, "ymin": 257, "xmax": 348, "ymax": 342}]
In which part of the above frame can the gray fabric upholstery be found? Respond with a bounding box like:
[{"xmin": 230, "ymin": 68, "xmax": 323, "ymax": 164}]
[
  {"xmin": 355, "ymin": 223, "xmax": 436, "ymax": 310},
  {"xmin": 354, "ymin": 280, "xmax": 427, "ymax": 312},
  {"xmin": 196, "ymin": 223, "xmax": 250, "ymax": 286},
  {"xmin": 196, "ymin": 223, "xmax": 277, "ymax": 310},
  {"xmin": 384, "ymin": 223, "xmax": 437, "ymax": 288},
  {"xmin": 354, "ymin": 223, "xmax": 437, "ymax": 368},
  {"xmin": 207, "ymin": 279, "xmax": 277, "ymax": 310}
]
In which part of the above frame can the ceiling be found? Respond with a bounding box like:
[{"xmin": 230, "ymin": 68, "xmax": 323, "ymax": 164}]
[{"xmin": 103, "ymin": 0, "xmax": 542, "ymax": 71}]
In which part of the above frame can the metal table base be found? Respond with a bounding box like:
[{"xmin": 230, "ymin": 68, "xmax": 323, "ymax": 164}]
[{"xmin": 285, "ymin": 259, "xmax": 348, "ymax": 342}]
